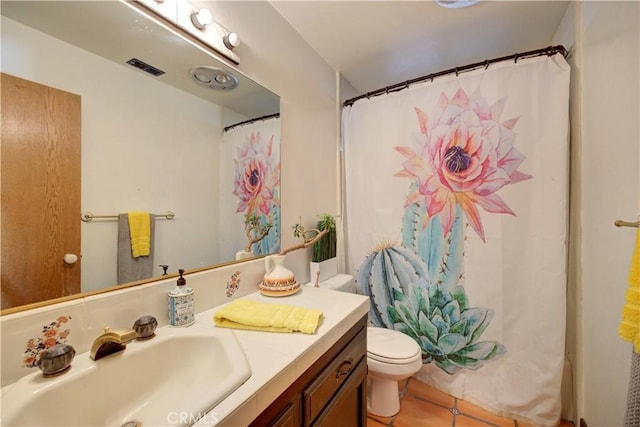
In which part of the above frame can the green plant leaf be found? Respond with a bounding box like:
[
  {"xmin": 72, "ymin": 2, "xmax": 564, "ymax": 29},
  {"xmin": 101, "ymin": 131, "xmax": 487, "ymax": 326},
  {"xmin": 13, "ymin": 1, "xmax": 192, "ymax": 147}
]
[
  {"xmin": 442, "ymin": 299, "xmax": 461, "ymax": 325},
  {"xmin": 430, "ymin": 313, "xmax": 449, "ymax": 336},
  {"xmin": 394, "ymin": 323, "xmax": 421, "ymax": 343},
  {"xmin": 435, "ymin": 357, "xmax": 462, "ymax": 375},
  {"xmin": 449, "ymin": 318, "xmax": 468, "ymax": 336},
  {"xmin": 451, "ymin": 285, "xmax": 469, "ymax": 312},
  {"xmin": 428, "ymin": 285, "xmax": 452, "ymax": 316},
  {"xmin": 387, "ymin": 305, "xmax": 404, "ymax": 324},
  {"xmin": 456, "ymin": 341, "xmax": 506, "ymax": 361},
  {"xmin": 447, "ymin": 353, "xmax": 483, "ymax": 370},
  {"xmin": 464, "ymin": 307, "xmax": 495, "ymax": 344},
  {"xmin": 420, "ymin": 335, "xmax": 444, "ymax": 357},
  {"xmin": 437, "ymin": 333, "xmax": 467, "ymax": 354},
  {"xmin": 418, "ymin": 310, "xmax": 438, "ymax": 342}
]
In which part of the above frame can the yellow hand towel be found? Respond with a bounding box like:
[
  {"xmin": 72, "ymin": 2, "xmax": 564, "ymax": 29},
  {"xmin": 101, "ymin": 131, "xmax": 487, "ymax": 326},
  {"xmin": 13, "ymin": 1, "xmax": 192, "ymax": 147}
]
[
  {"xmin": 619, "ymin": 228, "xmax": 640, "ymax": 352},
  {"xmin": 128, "ymin": 212, "xmax": 151, "ymax": 258},
  {"xmin": 213, "ymin": 299, "xmax": 323, "ymax": 334}
]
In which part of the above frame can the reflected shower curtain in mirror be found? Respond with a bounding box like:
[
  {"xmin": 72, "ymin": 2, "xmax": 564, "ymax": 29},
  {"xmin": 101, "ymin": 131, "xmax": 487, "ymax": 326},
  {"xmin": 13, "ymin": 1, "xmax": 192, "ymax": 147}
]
[
  {"xmin": 219, "ymin": 117, "xmax": 281, "ymax": 262},
  {"xmin": 342, "ymin": 55, "xmax": 570, "ymax": 425}
]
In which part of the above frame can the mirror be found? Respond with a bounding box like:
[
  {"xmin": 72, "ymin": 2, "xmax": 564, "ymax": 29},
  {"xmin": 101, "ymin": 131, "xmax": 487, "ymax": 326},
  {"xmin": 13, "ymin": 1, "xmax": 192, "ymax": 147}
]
[{"xmin": 1, "ymin": 1, "xmax": 281, "ymax": 312}]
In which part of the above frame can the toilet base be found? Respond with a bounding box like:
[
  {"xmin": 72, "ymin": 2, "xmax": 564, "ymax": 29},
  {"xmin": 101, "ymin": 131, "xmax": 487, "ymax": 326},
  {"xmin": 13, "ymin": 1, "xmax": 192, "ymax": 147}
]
[{"xmin": 367, "ymin": 375, "xmax": 401, "ymax": 417}]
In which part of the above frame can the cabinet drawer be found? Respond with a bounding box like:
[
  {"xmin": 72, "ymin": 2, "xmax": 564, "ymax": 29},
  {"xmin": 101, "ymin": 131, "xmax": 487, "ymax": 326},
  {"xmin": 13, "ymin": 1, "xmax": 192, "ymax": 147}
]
[{"xmin": 303, "ymin": 327, "xmax": 366, "ymax": 425}]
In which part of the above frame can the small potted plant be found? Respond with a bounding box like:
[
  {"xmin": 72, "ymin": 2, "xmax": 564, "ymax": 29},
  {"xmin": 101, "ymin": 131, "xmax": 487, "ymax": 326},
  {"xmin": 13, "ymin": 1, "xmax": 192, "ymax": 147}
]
[{"xmin": 310, "ymin": 213, "xmax": 337, "ymax": 285}]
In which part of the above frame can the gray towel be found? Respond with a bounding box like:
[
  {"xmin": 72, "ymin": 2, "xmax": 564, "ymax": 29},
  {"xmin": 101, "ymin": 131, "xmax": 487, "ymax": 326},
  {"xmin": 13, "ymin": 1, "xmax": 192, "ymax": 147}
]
[
  {"xmin": 117, "ymin": 213, "xmax": 155, "ymax": 285},
  {"xmin": 625, "ymin": 348, "xmax": 640, "ymax": 427}
]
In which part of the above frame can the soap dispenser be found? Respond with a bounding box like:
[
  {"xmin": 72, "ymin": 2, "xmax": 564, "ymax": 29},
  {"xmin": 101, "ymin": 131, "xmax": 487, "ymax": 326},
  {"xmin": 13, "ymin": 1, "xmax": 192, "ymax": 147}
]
[{"xmin": 168, "ymin": 269, "xmax": 194, "ymax": 327}]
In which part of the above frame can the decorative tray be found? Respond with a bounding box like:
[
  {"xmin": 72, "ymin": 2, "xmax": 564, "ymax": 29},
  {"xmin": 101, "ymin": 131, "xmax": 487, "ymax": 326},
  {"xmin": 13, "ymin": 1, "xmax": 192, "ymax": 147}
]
[{"xmin": 258, "ymin": 281, "xmax": 301, "ymax": 297}]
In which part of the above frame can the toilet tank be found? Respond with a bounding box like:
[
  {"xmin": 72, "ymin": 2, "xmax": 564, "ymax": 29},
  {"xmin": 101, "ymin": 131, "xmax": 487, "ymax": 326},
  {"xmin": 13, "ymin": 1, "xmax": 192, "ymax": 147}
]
[{"xmin": 310, "ymin": 274, "xmax": 355, "ymax": 293}]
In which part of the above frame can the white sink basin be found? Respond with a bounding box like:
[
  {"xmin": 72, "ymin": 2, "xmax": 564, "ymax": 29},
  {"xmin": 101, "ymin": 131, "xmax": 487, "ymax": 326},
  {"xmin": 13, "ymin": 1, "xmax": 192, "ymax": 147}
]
[{"xmin": 1, "ymin": 327, "xmax": 251, "ymax": 426}]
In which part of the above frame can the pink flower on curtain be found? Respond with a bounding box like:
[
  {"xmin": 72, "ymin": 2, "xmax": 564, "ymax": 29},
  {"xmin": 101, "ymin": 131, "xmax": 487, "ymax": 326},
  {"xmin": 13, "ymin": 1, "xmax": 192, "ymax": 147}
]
[
  {"xmin": 233, "ymin": 131, "xmax": 280, "ymax": 216},
  {"xmin": 394, "ymin": 88, "xmax": 531, "ymax": 242}
]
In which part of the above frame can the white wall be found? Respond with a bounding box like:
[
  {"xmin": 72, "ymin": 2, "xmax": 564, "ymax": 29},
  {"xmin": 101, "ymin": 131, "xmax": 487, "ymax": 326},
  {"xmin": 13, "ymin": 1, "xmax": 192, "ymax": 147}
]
[
  {"xmin": 554, "ymin": 2, "xmax": 640, "ymax": 425},
  {"xmin": 581, "ymin": 2, "xmax": 639, "ymax": 424},
  {"xmin": 1, "ymin": 17, "xmax": 226, "ymax": 292},
  {"xmin": 196, "ymin": 1, "xmax": 339, "ymax": 283}
]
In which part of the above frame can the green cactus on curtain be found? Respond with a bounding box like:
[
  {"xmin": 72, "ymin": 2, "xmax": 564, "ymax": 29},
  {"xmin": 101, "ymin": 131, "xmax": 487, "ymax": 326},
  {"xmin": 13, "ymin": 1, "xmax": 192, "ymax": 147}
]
[
  {"xmin": 356, "ymin": 244, "xmax": 428, "ymax": 328},
  {"xmin": 387, "ymin": 279, "xmax": 505, "ymax": 374},
  {"xmin": 401, "ymin": 182, "xmax": 465, "ymax": 293},
  {"xmin": 355, "ymin": 199, "xmax": 506, "ymax": 373}
]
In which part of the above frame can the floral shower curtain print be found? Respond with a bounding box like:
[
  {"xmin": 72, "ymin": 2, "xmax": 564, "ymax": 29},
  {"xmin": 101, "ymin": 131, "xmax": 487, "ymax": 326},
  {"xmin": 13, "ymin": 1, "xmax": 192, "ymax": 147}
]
[
  {"xmin": 343, "ymin": 54, "xmax": 570, "ymax": 425},
  {"xmin": 218, "ymin": 117, "xmax": 281, "ymax": 261}
]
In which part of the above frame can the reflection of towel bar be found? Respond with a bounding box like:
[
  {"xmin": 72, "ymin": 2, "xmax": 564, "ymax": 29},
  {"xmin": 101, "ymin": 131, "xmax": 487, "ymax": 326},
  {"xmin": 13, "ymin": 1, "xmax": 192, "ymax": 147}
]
[
  {"xmin": 615, "ymin": 220, "xmax": 640, "ymax": 228},
  {"xmin": 81, "ymin": 211, "xmax": 175, "ymax": 223}
]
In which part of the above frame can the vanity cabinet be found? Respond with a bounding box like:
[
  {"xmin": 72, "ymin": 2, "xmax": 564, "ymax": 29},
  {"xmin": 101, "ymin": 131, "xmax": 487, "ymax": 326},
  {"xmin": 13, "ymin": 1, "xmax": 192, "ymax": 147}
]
[{"xmin": 250, "ymin": 315, "xmax": 367, "ymax": 427}]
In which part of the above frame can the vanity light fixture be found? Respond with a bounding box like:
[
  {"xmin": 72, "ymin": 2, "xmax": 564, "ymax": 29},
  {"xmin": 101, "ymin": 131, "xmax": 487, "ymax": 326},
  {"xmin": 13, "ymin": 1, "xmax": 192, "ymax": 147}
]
[
  {"xmin": 190, "ymin": 7, "xmax": 213, "ymax": 30},
  {"xmin": 190, "ymin": 66, "xmax": 239, "ymax": 90},
  {"xmin": 435, "ymin": 0, "xmax": 479, "ymax": 8}
]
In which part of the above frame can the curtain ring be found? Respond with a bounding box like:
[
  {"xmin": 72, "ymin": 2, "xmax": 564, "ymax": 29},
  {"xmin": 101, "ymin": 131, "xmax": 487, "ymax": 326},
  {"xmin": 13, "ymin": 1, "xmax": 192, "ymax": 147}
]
[
  {"xmin": 514, "ymin": 54, "xmax": 519, "ymax": 63},
  {"xmin": 455, "ymin": 67, "xmax": 459, "ymax": 76},
  {"xmin": 430, "ymin": 75, "xmax": 434, "ymax": 83},
  {"xmin": 404, "ymin": 81, "xmax": 409, "ymax": 89},
  {"xmin": 484, "ymin": 60, "xmax": 490, "ymax": 70}
]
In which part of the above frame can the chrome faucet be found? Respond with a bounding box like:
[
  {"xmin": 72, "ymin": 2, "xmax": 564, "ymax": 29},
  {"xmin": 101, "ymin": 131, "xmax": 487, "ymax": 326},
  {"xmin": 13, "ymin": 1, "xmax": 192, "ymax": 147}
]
[{"xmin": 90, "ymin": 326, "xmax": 137, "ymax": 361}]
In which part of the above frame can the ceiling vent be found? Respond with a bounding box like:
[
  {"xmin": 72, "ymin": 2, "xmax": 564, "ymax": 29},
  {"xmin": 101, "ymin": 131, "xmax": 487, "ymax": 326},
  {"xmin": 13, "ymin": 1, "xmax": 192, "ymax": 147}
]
[{"xmin": 126, "ymin": 58, "xmax": 165, "ymax": 77}]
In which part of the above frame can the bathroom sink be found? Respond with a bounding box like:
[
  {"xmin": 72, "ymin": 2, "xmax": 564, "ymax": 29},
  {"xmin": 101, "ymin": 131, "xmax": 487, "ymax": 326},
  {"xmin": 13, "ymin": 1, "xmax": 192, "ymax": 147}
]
[{"xmin": 1, "ymin": 327, "xmax": 251, "ymax": 426}]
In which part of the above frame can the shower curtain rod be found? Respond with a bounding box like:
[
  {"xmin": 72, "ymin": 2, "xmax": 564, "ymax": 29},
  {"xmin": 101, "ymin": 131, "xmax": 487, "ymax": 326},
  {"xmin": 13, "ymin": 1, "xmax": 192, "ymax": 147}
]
[
  {"xmin": 223, "ymin": 112, "xmax": 280, "ymax": 133},
  {"xmin": 343, "ymin": 45, "xmax": 568, "ymax": 108}
]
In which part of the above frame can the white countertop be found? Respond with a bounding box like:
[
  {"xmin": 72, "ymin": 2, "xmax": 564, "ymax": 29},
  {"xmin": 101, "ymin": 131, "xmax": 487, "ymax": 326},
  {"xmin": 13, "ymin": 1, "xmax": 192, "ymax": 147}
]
[{"xmin": 192, "ymin": 287, "xmax": 369, "ymax": 426}]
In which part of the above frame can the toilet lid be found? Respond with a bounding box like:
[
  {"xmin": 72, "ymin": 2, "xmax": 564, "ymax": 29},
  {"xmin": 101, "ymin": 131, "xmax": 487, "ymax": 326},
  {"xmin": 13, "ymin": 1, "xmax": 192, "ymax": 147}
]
[{"xmin": 367, "ymin": 327, "xmax": 420, "ymax": 364}]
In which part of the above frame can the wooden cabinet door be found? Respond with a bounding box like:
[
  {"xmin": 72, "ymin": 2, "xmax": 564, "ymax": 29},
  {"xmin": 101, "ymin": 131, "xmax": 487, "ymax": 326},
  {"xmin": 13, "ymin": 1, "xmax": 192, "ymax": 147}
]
[
  {"xmin": 311, "ymin": 358, "xmax": 367, "ymax": 427},
  {"xmin": 268, "ymin": 400, "xmax": 301, "ymax": 427},
  {"xmin": 1, "ymin": 73, "xmax": 81, "ymax": 309}
]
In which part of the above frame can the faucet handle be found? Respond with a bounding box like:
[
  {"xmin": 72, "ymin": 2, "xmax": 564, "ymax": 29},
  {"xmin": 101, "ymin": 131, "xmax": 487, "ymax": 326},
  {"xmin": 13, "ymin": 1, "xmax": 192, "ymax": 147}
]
[
  {"xmin": 132, "ymin": 315, "xmax": 158, "ymax": 340},
  {"xmin": 37, "ymin": 343, "xmax": 76, "ymax": 377}
]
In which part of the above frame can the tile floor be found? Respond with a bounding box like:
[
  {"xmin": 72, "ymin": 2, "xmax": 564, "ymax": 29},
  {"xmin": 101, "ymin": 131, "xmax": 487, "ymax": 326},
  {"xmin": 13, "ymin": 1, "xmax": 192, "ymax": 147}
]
[{"xmin": 367, "ymin": 377, "xmax": 574, "ymax": 427}]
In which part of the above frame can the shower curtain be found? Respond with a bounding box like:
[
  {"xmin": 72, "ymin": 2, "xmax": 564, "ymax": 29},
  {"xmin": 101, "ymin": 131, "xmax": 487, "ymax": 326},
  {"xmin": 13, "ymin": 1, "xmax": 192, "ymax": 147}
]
[
  {"xmin": 218, "ymin": 117, "xmax": 281, "ymax": 262},
  {"xmin": 343, "ymin": 54, "xmax": 570, "ymax": 425}
]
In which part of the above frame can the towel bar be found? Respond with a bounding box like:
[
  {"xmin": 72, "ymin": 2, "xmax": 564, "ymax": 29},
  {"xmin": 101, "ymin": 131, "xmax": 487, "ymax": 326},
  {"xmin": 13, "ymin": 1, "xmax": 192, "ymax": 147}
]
[
  {"xmin": 81, "ymin": 211, "xmax": 175, "ymax": 222},
  {"xmin": 615, "ymin": 220, "xmax": 640, "ymax": 228}
]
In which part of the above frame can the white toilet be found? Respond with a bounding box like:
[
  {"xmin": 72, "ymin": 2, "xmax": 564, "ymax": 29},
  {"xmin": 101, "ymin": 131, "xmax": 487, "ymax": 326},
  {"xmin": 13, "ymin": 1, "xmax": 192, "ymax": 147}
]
[
  {"xmin": 366, "ymin": 326, "xmax": 422, "ymax": 416},
  {"xmin": 308, "ymin": 274, "xmax": 423, "ymax": 417}
]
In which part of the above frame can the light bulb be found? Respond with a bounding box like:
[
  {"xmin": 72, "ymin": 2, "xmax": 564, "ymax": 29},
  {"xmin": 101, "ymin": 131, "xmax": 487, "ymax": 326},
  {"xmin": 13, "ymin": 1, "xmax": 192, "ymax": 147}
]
[
  {"xmin": 223, "ymin": 33, "xmax": 241, "ymax": 49},
  {"xmin": 190, "ymin": 8, "xmax": 213, "ymax": 30}
]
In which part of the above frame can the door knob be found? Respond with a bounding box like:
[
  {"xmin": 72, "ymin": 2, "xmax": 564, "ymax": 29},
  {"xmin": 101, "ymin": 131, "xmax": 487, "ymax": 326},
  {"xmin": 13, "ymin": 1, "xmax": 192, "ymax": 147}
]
[{"xmin": 63, "ymin": 254, "xmax": 78, "ymax": 265}]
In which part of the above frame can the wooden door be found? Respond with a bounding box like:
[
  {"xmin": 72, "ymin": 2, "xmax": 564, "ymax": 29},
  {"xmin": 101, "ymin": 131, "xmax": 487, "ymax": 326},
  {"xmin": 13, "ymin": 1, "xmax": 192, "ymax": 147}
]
[{"xmin": 1, "ymin": 73, "xmax": 81, "ymax": 309}]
